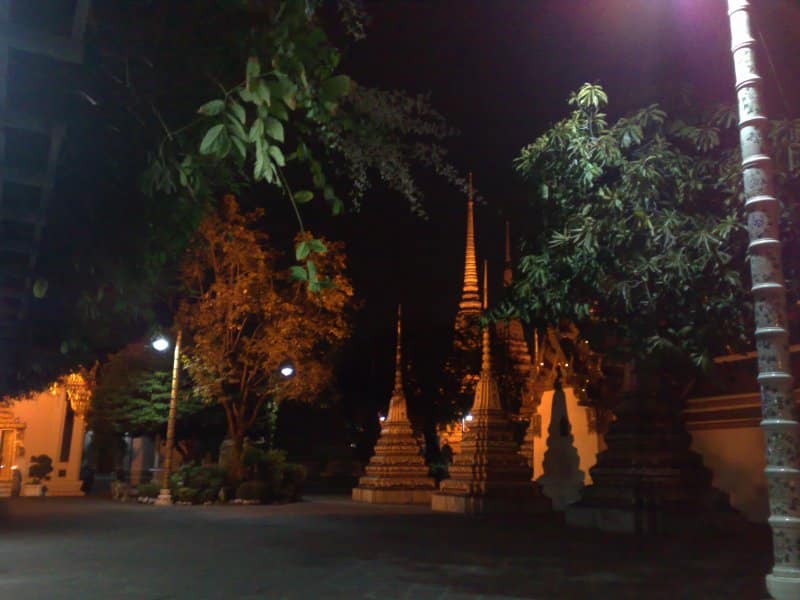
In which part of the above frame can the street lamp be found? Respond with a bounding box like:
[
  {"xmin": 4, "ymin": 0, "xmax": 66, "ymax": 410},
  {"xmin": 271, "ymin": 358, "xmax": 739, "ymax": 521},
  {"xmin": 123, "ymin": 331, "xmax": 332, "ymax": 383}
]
[{"xmin": 151, "ymin": 330, "xmax": 182, "ymax": 505}]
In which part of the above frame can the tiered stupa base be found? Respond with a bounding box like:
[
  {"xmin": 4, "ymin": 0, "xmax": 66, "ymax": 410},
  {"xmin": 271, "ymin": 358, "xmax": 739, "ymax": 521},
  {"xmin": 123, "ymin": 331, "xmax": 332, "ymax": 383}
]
[
  {"xmin": 566, "ymin": 392, "xmax": 733, "ymax": 533},
  {"xmin": 432, "ymin": 406, "xmax": 550, "ymax": 514},
  {"xmin": 352, "ymin": 421, "xmax": 435, "ymax": 505}
]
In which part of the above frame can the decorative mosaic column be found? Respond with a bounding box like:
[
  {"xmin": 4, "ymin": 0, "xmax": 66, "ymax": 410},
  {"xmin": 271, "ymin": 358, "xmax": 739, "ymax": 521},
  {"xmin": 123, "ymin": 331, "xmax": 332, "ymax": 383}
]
[{"xmin": 728, "ymin": 3, "xmax": 799, "ymax": 598}]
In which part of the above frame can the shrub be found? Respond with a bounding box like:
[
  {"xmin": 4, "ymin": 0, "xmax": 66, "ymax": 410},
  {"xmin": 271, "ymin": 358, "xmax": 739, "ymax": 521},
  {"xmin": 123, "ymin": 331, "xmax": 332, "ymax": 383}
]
[
  {"xmin": 137, "ymin": 482, "xmax": 161, "ymax": 498},
  {"xmin": 169, "ymin": 463, "xmax": 227, "ymax": 503},
  {"xmin": 28, "ymin": 455, "xmax": 53, "ymax": 483},
  {"xmin": 278, "ymin": 463, "xmax": 307, "ymax": 501},
  {"xmin": 175, "ymin": 486, "xmax": 200, "ymax": 503},
  {"xmin": 236, "ymin": 481, "xmax": 267, "ymax": 502}
]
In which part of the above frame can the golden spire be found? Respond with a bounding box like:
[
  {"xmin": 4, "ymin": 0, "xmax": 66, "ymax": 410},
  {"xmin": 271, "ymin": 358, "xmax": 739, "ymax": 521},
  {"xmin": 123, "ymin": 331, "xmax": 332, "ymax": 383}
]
[
  {"xmin": 471, "ymin": 260, "xmax": 502, "ymax": 412},
  {"xmin": 386, "ymin": 304, "xmax": 408, "ymax": 423},
  {"xmin": 394, "ymin": 304, "xmax": 403, "ymax": 391},
  {"xmin": 459, "ymin": 172, "xmax": 481, "ymax": 314},
  {"xmin": 503, "ymin": 220, "xmax": 512, "ymax": 287},
  {"xmin": 481, "ymin": 260, "xmax": 491, "ymax": 374}
]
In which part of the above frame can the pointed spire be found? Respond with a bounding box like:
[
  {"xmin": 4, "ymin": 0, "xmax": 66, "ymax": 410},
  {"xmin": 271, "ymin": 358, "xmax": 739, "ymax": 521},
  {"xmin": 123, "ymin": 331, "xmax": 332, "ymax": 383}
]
[
  {"xmin": 503, "ymin": 221, "xmax": 513, "ymax": 287},
  {"xmin": 481, "ymin": 260, "xmax": 491, "ymax": 374},
  {"xmin": 386, "ymin": 305, "xmax": 408, "ymax": 423},
  {"xmin": 459, "ymin": 172, "xmax": 481, "ymax": 314},
  {"xmin": 394, "ymin": 304, "xmax": 403, "ymax": 391}
]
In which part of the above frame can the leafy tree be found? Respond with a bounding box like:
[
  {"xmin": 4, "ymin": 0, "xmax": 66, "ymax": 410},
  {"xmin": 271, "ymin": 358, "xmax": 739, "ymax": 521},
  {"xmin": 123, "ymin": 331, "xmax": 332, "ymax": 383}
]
[
  {"xmin": 502, "ymin": 83, "xmax": 798, "ymax": 394},
  {"xmin": 89, "ymin": 343, "xmax": 206, "ymax": 437},
  {"xmin": 15, "ymin": 0, "xmax": 460, "ymax": 398},
  {"xmin": 88, "ymin": 343, "xmax": 225, "ymax": 462},
  {"xmin": 176, "ymin": 196, "xmax": 353, "ymax": 478}
]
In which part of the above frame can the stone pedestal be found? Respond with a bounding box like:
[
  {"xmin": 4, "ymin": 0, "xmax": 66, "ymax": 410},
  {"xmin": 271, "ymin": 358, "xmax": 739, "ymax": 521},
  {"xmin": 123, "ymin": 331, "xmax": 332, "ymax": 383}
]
[
  {"xmin": 431, "ymin": 404, "xmax": 549, "ymax": 515},
  {"xmin": 154, "ymin": 489, "xmax": 173, "ymax": 505},
  {"xmin": 352, "ymin": 307, "xmax": 435, "ymax": 505},
  {"xmin": 46, "ymin": 479, "xmax": 84, "ymax": 496},
  {"xmin": 566, "ymin": 391, "xmax": 731, "ymax": 533}
]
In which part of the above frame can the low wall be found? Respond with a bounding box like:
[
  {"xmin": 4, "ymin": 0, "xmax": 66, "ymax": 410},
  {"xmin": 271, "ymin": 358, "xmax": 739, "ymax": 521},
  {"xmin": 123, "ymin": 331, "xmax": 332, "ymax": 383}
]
[{"xmin": 684, "ymin": 390, "xmax": 800, "ymax": 522}]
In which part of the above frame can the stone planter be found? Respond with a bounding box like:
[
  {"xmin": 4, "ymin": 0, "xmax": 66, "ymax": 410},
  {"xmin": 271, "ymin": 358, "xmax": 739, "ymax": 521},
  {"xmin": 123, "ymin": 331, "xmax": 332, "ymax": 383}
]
[{"xmin": 22, "ymin": 483, "xmax": 45, "ymax": 497}]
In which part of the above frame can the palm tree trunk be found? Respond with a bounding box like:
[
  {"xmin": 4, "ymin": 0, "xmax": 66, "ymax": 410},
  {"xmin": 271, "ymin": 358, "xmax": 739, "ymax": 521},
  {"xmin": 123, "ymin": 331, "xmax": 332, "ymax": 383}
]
[{"xmin": 727, "ymin": 3, "xmax": 799, "ymax": 598}]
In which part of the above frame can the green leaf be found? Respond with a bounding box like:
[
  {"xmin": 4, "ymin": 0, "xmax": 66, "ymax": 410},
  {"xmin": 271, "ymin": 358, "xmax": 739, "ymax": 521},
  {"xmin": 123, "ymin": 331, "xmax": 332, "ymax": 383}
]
[
  {"xmin": 197, "ymin": 99, "xmax": 225, "ymax": 116},
  {"xmin": 246, "ymin": 56, "xmax": 260, "ymax": 88},
  {"xmin": 232, "ymin": 136, "xmax": 246, "ymax": 160},
  {"xmin": 289, "ymin": 265, "xmax": 308, "ymax": 281},
  {"xmin": 230, "ymin": 102, "xmax": 246, "ymax": 124},
  {"xmin": 32, "ymin": 278, "xmax": 48, "ymax": 299},
  {"xmin": 295, "ymin": 240, "xmax": 311, "ymax": 260},
  {"xmin": 265, "ymin": 117, "xmax": 284, "ymax": 143},
  {"xmin": 248, "ymin": 118, "xmax": 264, "ymax": 143},
  {"xmin": 256, "ymin": 80, "xmax": 271, "ymax": 106},
  {"xmin": 271, "ymin": 101, "xmax": 289, "ymax": 121},
  {"xmin": 320, "ymin": 75, "xmax": 351, "ymax": 100},
  {"xmin": 199, "ymin": 124, "xmax": 225, "ymax": 155},
  {"xmin": 268, "ymin": 145, "xmax": 286, "ymax": 167},
  {"xmin": 306, "ymin": 259, "xmax": 318, "ymax": 282},
  {"xmin": 308, "ymin": 238, "xmax": 327, "ymax": 254},
  {"xmin": 295, "ymin": 190, "xmax": 314, "ymax": 204}
]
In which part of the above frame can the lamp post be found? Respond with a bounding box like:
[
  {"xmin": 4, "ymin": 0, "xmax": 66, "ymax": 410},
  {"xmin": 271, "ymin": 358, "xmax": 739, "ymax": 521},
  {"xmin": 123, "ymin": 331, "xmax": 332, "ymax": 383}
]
[
  {"xmin": 727, "ymin": 3, "xmax": 798, "ymax": 598},
  {"xmin": 152, "ymin": 330, "xmax": 182, "ymax": 505}
]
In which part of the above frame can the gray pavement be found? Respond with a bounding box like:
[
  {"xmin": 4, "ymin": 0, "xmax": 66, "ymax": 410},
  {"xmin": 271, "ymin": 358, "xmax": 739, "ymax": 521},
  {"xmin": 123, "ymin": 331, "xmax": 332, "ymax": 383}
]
[{"xmin": 0, "ymin": 496, "xmax": 771, "ymax": 599}]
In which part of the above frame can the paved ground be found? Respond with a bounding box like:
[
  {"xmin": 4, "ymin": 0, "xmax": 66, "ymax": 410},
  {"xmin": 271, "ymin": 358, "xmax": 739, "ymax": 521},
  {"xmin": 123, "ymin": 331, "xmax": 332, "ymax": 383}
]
[{"xmin": 0, "ymin": 496, "xmax": 772, "ymax": 599}]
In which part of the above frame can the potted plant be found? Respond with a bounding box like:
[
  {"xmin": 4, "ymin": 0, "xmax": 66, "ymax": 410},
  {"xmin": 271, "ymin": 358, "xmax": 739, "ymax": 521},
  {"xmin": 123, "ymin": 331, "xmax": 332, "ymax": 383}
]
[{"xmin": 23, "ymin": 455, "xmax": 53, "ymax": 497}]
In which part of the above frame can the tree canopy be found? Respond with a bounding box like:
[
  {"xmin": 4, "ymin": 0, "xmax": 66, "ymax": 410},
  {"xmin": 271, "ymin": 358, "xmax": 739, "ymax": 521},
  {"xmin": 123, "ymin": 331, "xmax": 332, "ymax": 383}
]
[
  {"xmin": 176, "ymin": 196, "xmax": 354, "ymax": 477},
  {"xmin": 501, "ymin": 83, "xmax": 799, "ymax": 382},
  {"xmin": 15, "ymin": 0, "xmax": 461, "ymax": 398}
]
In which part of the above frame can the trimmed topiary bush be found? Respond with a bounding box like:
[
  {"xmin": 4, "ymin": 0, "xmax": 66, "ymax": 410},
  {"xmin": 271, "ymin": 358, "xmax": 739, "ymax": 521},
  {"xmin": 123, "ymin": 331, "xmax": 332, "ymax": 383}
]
[
  {"xmin": 236, "ymin": 481, "xmax": 267, "ymax": 502},
  {"xmin": 175, "ymin": 486, "xmax": 200, "ymax": 503},
  {"xmin": 279, "ymin": 463, "xmax": 307, "ymax": 501},
  {"xmin": 137, "ymin": 482, "xmax": 161, "ymax": 498}
]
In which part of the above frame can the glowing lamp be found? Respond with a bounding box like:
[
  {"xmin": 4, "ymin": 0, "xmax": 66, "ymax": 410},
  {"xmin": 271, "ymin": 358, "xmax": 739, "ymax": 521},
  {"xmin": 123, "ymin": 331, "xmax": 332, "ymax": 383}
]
[{"xmin": 152, "ymin": 336, "xmax": 170, "ymax": 352}]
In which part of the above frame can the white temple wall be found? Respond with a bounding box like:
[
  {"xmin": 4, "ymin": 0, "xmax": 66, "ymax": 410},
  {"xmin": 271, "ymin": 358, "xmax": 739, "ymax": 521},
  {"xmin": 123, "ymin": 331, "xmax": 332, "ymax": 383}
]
[{"xmin": 532, "ymin": 386, "xmax": 603, "ymax": 484}]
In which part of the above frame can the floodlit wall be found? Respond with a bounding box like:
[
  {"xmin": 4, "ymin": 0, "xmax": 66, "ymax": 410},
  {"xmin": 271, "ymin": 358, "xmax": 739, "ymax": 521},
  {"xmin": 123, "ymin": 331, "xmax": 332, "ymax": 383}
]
[
  {"xmin": 3, "ymin": 388, "xmax": 86, "ymax": 496},
  {"xmin": 685, "ymin": 390, "xmax": 800, "ymax": 523},
  {"xmin": 532, "ymin": 386, "xmax": 604, "ymax": 484}
]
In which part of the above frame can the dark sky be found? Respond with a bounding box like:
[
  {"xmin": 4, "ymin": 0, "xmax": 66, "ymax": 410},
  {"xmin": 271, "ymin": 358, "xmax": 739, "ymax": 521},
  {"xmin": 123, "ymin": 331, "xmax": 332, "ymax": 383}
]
[{"xmin": 329, "ymin": 0, "xmax": 800, "ymax": 422}]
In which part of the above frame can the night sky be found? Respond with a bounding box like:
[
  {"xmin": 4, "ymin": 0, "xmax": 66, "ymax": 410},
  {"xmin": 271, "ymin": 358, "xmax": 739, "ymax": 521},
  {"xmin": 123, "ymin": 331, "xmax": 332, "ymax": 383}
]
[{"xmin": 328, "ymin": 1, "xmax": 800, "ymax": 423}]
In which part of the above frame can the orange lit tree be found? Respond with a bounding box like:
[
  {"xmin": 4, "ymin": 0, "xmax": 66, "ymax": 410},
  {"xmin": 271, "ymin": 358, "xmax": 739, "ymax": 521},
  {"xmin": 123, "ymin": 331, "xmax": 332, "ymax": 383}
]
[{"xmin": 176, "ymin": 196, "xmax": 353, "ymax": 479}]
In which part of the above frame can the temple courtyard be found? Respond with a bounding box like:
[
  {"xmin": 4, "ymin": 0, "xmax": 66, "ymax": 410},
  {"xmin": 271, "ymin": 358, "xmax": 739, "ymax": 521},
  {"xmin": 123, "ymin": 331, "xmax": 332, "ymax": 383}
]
[{"xmin": 0, "ymin": 496, "xmax": 771, "ymax": 599}]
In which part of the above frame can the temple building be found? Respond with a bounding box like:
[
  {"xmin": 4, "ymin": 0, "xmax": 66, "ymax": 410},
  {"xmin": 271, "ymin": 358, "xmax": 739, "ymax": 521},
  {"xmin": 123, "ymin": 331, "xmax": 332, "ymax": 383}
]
[
  {"xmin": 352, "ymin": 307, "xmax": 435, "ymax": 504},
  {"xmin": 0, "ymin": 369, "xmax": 93, "ymax": 497},
  {"xmin": 432, "ymin": 263, "xmax": 549, "ymax": 514},
  {"xmin": 438, "ymin": 184, "xmax": 607, "ymax": 484}
]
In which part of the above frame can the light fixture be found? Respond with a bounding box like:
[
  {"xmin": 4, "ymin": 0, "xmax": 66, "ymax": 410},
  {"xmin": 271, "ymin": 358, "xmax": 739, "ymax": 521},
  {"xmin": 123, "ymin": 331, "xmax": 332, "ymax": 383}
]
[
  {"xmin": 465, "ymin": 414, "xmax": 474, "ymax": 422},
  {"xmin": 152, "ymin": 336, "xmax": 169, "ymax": 352},
  {"xmin": 280, "ymin": 363, "xmax": 295, "ymax": 378}
]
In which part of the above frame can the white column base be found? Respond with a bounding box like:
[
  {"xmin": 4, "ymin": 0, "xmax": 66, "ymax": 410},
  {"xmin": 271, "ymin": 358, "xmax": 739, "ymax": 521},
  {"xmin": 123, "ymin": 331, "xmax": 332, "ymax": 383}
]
[
  {"xmin": 767, "ymin": 571, "xmax": 800, "ymax": 600},
  {"xmin": 154, "ymin": 489, "xmax": 173, "ymax": 505}
]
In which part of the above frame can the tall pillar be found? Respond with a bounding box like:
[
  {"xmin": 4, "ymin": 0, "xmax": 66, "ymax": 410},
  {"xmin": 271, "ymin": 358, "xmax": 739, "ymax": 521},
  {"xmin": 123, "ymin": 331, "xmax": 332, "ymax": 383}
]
[{"xmin": 727, "ymin": 3, "xmax": 799, "ymax": 597}]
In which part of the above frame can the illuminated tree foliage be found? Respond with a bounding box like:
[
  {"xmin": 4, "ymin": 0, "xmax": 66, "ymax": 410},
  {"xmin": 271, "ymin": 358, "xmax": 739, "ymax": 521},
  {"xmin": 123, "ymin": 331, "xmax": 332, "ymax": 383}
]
[
  {"xmin": 502, "ymin": 83, "xmax": 799, "ymax": 385},
  {"xmin": 176, "ymin": 196, "xmax": 353, "ymax": 477},
  {"xmin": 16, "ymin": 0, "xmax": 459, "ymax": 398}
]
